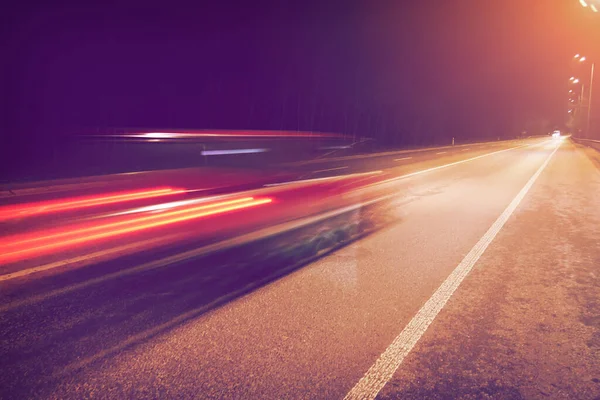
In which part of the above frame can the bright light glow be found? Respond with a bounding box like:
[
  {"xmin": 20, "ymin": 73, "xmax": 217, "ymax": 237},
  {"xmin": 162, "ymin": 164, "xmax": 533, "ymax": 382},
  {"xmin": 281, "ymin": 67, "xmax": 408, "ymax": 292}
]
[
  {"xmin": 124, "ymin": 130, "xmax": 344, "ymax": 139},
  {"xmin": 569, "ymin": 89, "xmax": 574, "ymax": 93},
  {"xmin": 142, "ymin": 132, "xmax": 178, "ymax": 138},
  {"xmin": 201, "ymin": 148, "xmax": 269, "ymax": 156},
  {"xmin": 573, "ymin": 78, "xmax": 580, "ymax": 84},
  {"xmin": 570, "ymin": 76, "xmax": 575, "ymax": 81},
  {"xmin": 592, "ymin": 4, "xmax": 598, "ymax": 11},
  {"xmin": 580, "ymin": 56, "xmax": 587, "ymax": 62},
  {"xmin": 111, "ymin": 197, "xmax": 221, "ymax": 216},
  {"xmin": 0, "ymin": 187, "xmax": 185, "ymax": 222},
  {"xmin": 0, "ymin": 197, "xmax": 272, "ymax": 263},
  {"xmin": 580, "ymin": 0, "xmax": 588, "ymax": 7},
  {"xmin": 575, "ymin": 54, "xmax": 581, "ymax": 58},
  {"xmin": 568, "ymin": 110, "xmax": 573, "ymax": 113}
]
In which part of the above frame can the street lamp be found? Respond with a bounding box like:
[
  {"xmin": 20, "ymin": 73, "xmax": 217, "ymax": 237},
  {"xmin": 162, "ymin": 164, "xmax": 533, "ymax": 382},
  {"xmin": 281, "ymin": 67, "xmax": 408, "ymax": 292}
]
[
  {"xmin": 578, "ymin": 0, "xmax": 599, "ymax": 12},
  {"xmin": 570, "ymin": 77, "xmax": 583, "ymax": 106},
  {"xmin": 574, "ymin": 54, "xmax": 595, "ymax": 138}
]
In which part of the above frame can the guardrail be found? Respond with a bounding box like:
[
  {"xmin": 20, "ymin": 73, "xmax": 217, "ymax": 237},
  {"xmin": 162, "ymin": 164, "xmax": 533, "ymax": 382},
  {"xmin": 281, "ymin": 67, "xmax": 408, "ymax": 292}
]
[{"xmin": 571, "ymin": 137, "xmax": 600, "ymax": 152}]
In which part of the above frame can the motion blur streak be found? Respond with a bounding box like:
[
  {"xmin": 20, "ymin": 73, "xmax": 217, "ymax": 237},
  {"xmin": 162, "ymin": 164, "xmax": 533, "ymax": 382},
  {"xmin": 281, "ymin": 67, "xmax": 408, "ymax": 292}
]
[
  {"xmin": 0, "ymin": 197, "xmax": 272, "ymax": 264},
  {"xmin": 265, "ymin": 170, "xmax": 384, "ymax": 188},
  {"xmin": 5, "ymin": 197, "xmax": 255, "ymax": 248},
  {"xmin": 201, "ymin": 148, "xmax": 268, "ymax": 156},
  {"xmin": 120, "ymin": 130, "xmax": 344, "ymax": 139},
  {"xmin": 0, "ymin": 187, "xmax": 185, "ymax": 221}
]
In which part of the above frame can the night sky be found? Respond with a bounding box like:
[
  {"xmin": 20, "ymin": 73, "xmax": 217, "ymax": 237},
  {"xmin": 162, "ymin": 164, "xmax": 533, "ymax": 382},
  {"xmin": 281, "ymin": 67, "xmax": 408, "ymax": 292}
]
[{"xmin": 2, "ymin": 0, "xmax": 599, "ymax": 154}]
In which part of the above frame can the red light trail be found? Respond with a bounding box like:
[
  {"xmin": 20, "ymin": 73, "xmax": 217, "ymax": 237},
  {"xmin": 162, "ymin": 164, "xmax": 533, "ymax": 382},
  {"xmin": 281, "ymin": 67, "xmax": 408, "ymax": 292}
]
[
  {"xmin": 0, "ymin": 197, "xmax": 272, "ymax": 264},
  {"xmin": 0, "ymin": 187, "xmax": 186, "ymax": 221}
]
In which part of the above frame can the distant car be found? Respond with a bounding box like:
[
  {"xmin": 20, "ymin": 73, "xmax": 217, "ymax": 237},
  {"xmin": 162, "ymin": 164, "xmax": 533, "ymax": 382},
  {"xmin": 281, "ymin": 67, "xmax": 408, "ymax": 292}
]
[{"xmin": 552, "ymin": 130, "xmax": 561, "ymax": 138}]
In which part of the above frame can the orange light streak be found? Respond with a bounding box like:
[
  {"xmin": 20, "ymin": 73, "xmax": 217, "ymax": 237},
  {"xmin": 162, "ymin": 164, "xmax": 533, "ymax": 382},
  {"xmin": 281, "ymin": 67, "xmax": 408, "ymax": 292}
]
[
  {"xmin": 0, "ymin": 197, "xmax": 272, "ymax": 264},
  {"xmin": 0, "ymin": 187, "xmax": 186, "ymax": 221},
  {"xmin": 4, "ymin": 197, "xmax": 256, "ymax": 249}
]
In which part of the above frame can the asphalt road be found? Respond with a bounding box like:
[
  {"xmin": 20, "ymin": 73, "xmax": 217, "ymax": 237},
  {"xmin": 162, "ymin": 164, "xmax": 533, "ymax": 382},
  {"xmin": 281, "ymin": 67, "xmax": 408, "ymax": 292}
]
[{"xmin": 1, "ymin": 137, "xmax": 599, "ymax": 399}]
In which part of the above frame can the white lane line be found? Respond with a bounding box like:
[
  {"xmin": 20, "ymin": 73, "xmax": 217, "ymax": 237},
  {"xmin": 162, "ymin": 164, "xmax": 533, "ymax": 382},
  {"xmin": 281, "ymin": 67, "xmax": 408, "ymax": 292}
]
[
  {"xmin": 376, "ymin": 140, "xmax": 548, "ymax": 187},
  {"xmin": 394, "ymin": 157, "xmax": 412, "ymax": 162},
  {"xmin": 313, "ymin": 166, "xmax": 349, "ymax": 174},
  {"xmin": 344, "ymin": 141, "xmax": 561, "ymax": 400},
  {"xmin": 461, "ymin": 148, "xmax": 470, "ymax": 151},
  {"xmin": 436, "ymin": 151, "xmax": 447, "ymax": 154}
]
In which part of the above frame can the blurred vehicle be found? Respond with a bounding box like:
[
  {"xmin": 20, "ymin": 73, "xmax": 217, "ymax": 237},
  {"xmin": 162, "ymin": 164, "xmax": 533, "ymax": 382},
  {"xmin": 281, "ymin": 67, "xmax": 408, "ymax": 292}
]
[{"xmin": 0, "ymin": 144, "xmax": 398, "ymax": 281}]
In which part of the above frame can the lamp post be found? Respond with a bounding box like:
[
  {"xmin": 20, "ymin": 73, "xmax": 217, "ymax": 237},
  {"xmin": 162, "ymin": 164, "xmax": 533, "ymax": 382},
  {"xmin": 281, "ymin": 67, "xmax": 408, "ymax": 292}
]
[
  {"xmin": 578, "ymin": 0, "xmax": 599, "ymax": 12},
  {"xmin": 575, "ymin": 0, "xmax": 597, "ymax": 136},
  {"xmin": 573, "ymin": 54, "xmax": 595, "ymax": 138},
  {"xmin": 569, "ymin": 79, "xmax": 581, "ymax": 136},
  {"xmin": 588, "ymin": 62, "xmax": 595, "ymax": 137}
]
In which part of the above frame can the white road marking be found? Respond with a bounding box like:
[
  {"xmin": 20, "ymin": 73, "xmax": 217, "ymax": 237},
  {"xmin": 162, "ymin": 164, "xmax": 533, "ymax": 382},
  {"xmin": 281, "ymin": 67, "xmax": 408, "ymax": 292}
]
[
  {"xmin": 436, "ymin": 151, "xmax": 447, "ymax": 154},
  {"xmin": 393, "ymin": 157, "xmax": 412, "ymax": 162},
  {"xmin": 461, "ymin": 148, "xmax": 470, "ymax": 151},
  {"xmin": 344, "ymin": 141, "xmax": 561, "ymax": 400},
  {"xmin": 313, "ymin": 166, "xmax": 349, "ymax": 173},
  {"xmin": 375, "ymin": 140, "xmax": 547, "ymax": 187},
  {"xmin": 283, "ymin": 138, "xmax": 544, "ymax": 166}
]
